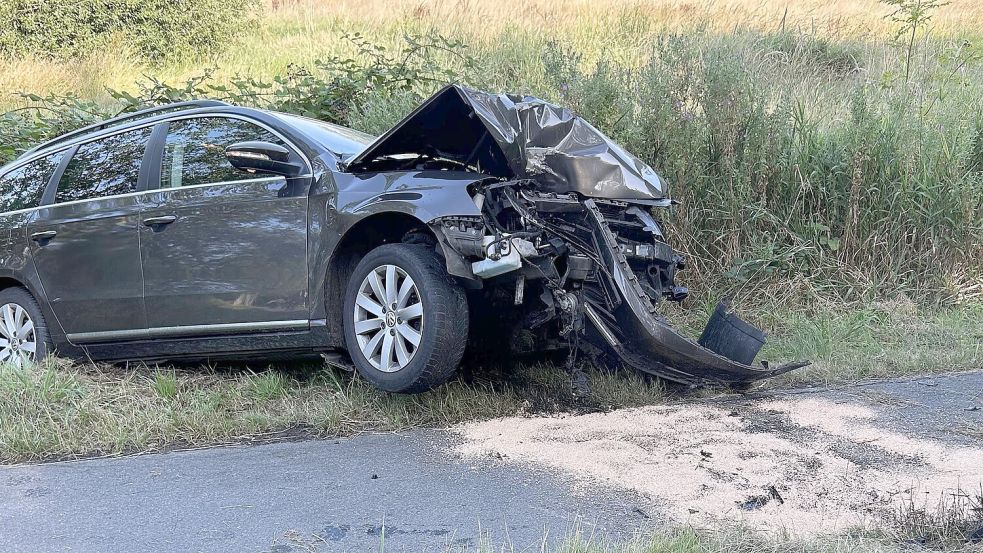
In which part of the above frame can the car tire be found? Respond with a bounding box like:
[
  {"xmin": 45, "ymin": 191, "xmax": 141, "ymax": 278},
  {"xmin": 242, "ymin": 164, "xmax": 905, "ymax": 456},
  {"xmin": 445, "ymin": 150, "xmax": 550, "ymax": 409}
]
[
  {"xmin": 343, "ymin": 243, "xmax": 468, "ymax": 393},
  {"xmin": 0, "ymin": 287, "xmax": 51, "ymax": 368}
]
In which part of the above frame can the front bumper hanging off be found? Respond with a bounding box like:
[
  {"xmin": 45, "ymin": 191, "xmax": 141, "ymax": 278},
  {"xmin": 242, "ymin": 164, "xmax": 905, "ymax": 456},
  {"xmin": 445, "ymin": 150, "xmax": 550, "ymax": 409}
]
[{"xmin": 579, "ymin": 199, "xmax": 809, "ymax": 386}]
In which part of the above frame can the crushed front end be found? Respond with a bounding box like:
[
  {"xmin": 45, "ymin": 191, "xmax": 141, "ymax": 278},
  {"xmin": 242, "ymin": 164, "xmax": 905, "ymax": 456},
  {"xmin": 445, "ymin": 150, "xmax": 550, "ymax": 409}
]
[
  {"xmin": 347, "ymin": 84, "xmax": 809, "ymax": 386},
  {"xmin": 440, "ymin": 183, "xmax": 809, "ymax": 385}
]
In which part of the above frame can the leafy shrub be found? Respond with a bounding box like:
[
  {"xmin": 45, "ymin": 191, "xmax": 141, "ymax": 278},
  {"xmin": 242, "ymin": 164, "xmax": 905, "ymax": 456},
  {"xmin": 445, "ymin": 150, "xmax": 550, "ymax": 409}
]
[
  {"xmin": 0, "ymin": 33, "xmax": 477, "ymax": 164},
  {"xmin": 0, "ymin": 0, "xmax": 258, "ymax": 62},
  {"xmin": 538, "ymin": 31, "xmax": 982, "ymax": 303},
  {"xmin": 115, "ymin": 33, "xmax": 478, "ymax": 123},
  {"xmin": 0, "ymin": 93, "xmax": 110, "ymax": 163}
]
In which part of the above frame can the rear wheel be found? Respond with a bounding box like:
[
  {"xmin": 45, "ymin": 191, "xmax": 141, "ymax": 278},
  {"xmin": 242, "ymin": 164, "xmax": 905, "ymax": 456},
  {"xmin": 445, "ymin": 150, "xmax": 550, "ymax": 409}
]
[
  {"xmin": 0, "ymin": 287, "xmax": 50, "ymax": 368},
  {"xmin": 343, "ymin": 243, "xmax": 468, "ymax": 393}
]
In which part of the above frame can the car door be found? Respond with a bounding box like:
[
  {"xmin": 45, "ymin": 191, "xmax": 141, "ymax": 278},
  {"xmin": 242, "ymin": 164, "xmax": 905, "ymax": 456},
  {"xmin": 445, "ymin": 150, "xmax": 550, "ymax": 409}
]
[
  {"xmin": 139, "ymin": 115, "xmax": 311, "ymax": 333},
  {"xmin": 26, "ymin": 127, "xmax": 153, "ymax": 340}
]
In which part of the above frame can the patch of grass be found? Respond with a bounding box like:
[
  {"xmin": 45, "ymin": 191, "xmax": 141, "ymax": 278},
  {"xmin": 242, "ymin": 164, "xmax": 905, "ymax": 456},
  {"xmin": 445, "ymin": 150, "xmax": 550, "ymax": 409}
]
[
  {"xmin": 0, "ymin": 356, "xmax": 665, "ymax": 464},
  {"xmin": 892, "ymin": 484, "xmax": 983, "ymax": 550},
  {"xmin": 151, "ymin": 370, "xmax": 178, "ymax": 399},
  {"xmin": 759, "ymin": 301, "xmax": 983, "ymax": 386},
  {"xmin": 245, "ymin": 370, "xmax": 290, "ymax": 400},
  {"xmin": 440, "ymin": 519, "xmax": 983, "ymax": 552}
]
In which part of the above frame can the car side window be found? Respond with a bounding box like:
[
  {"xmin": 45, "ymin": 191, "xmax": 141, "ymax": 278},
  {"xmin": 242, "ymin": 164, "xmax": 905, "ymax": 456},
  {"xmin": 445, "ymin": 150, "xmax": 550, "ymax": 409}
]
[
  {"xmin": 56, "ymin": 127, "xmax": 153, "ymax": 203},
  {"xmin": 0, "ymin": 151, "xmax": 64, "ymax": 213},
  {"xmin": 160, "ymin": 117, "xmax": 289, "ymax": 189}
]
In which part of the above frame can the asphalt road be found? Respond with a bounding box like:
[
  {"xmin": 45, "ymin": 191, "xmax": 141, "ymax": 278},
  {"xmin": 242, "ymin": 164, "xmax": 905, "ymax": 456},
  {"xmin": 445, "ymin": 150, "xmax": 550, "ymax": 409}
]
[
  {"xmin": 0, "ymin": 433, "xmax": 647, "ymax": 552},
  {"xmin": 1, "ymin": 371, "xmax": 981, "ymax": 552}
]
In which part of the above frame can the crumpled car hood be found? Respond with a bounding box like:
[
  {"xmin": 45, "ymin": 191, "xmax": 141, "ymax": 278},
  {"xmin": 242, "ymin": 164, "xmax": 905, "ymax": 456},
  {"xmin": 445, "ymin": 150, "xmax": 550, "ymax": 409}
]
[{"xmin": 345, "ymin": 84, "xmax": 667, "ymax": 202}]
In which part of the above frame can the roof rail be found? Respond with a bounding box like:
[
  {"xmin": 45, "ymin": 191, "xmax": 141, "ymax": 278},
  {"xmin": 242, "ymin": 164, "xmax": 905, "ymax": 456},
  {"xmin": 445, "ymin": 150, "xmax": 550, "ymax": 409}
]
[{"xmin": 20, "ymin": 99, "xmax": 232, "ymax": 158}]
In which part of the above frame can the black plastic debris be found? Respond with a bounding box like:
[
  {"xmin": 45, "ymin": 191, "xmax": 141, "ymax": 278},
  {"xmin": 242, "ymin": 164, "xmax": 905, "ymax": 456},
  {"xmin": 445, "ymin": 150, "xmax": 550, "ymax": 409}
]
[
  {"xmin": 737, "ymin": 485, "xmax": 785, "ymax": 511},
  {"xmin": 698, "ymin": 301, "xmax": 766, "ymax": 366}
]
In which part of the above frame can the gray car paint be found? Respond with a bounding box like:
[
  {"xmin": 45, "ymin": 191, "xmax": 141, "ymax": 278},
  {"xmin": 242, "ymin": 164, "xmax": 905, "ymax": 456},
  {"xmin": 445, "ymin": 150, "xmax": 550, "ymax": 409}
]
[
  {"xmin": 306, "ymin": 167, "xmax": 489, "ymax": 347},
  {"xmin": 0, "ymin": 104, "xmax": 492, "ymax": 362},
  {"xmin": 27, "ymin": 192, "xmax": 149, "ymax": 335},
  {"xmin": 139, "ymin": 175, "xmax": 310, "ymax": 328}
]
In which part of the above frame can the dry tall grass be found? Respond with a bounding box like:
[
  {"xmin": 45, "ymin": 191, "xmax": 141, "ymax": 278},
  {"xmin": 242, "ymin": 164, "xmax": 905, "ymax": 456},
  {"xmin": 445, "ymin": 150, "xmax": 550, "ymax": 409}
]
[{"xmin": 267, "ymin": 0, "xmax": 983, "ymax": 38}]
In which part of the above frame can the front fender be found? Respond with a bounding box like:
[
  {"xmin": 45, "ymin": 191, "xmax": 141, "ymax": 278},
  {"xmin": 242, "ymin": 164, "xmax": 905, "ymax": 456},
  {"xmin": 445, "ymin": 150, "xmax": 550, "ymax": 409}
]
[
  {"xmin": 307, "ymin": 170, "xmax": 493, "ymax": 331},
  {"xmin": 335, "ymin": 170, "xmax": 492, "ymax": 282},
  {"xmin": 335, "ymin": 170, "xmax": 488, "ymax": 222}
]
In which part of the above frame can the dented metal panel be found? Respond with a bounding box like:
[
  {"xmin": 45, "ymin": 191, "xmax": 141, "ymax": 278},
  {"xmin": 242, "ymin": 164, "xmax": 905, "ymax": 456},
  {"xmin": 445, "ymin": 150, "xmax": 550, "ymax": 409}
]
[
  {"xmin": 346, "ymin": 85, "xmax": 667, "ymax": 202},
  {"xmin": 342, "ymin": 85, "xmax": 809, "ymax": 386}
]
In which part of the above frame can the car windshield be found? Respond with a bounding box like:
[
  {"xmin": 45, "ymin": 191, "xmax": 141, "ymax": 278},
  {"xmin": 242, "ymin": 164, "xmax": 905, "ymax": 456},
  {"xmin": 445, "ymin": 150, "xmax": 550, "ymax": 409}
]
[{"xmin": 272, "ymin": 112, "xmax": 376, "ymax": 158}]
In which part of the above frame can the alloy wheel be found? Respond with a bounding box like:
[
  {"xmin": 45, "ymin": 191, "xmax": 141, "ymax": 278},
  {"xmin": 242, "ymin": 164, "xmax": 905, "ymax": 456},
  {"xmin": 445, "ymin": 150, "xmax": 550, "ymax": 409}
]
[
  {"xmin": 353, "ymin": 264, "xmax": 424, "ymax": 372},
  {"xmin": 0, "ymin": 303, "xmax": 37, "ymax": 368}
]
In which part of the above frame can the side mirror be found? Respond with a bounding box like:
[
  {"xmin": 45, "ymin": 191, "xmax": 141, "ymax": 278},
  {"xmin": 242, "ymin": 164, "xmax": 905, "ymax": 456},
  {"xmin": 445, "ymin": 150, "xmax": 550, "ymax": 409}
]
[{"xmin": 225, "ymin": 141, "xmax": 303, "ymax": 178}]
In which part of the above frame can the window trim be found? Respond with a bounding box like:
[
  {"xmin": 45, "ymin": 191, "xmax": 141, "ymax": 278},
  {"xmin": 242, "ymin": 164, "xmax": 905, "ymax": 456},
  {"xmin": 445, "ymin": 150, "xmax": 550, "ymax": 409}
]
[
  {"xmin": 40, "ymin": 145, "xmax": 77, "ymax": 207},
  {"xmin": 0, "ymin": 148, "xmax": 73, "ymax": 217},
  {"xmin": 21, "ymin": 112, "xmax": 313, "ymax": 212},
  {"xmin": 144, "ymin": 113, "xmax": 312, "ymax": 193},
  {"xmin": 141, "ymin": 122, "xmax": 170, "ymax": 193}
]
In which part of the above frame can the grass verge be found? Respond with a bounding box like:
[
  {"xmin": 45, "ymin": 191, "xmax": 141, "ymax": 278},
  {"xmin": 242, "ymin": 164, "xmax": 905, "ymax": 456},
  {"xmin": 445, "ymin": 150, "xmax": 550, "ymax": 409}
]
[
  {"xmin": 0, "ymin": 303, "xmax": 980, "ymax": 464},
  {"xmin": 477, "ymin": 523, "xmax": 983, "ymax": 553},
  {"xmin": 505, "ymin": 524, "xmax": 983, "ymax": 553},
  {"xmin": 0, "ymin": 358, "xmax": 664, "ymax": 464},
  {"xmin": 275, "ymin": 519, "xmax": 983, "ymax": 553}
]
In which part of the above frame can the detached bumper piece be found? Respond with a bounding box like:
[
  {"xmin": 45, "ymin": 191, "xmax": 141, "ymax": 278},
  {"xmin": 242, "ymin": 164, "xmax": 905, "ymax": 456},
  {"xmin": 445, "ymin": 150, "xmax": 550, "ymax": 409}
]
[{"xmin": 579, "ymin": 199, "xmax": 809, "ymax": 386}]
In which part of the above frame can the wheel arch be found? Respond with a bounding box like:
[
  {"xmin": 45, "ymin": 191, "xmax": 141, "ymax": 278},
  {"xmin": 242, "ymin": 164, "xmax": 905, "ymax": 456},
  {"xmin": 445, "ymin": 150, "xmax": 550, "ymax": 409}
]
[
  {"xmin": 0, "ymin": 276, "xmax": 26, "ymax": 293},
  {"xmin": 323, "ymin": 211, "xmax": 438, "ymax": 347},
  {"xmin": 0, "ymin": 268, "xmax": 75, "ymax": 354},
  {"xmin": 0, "ymin": 271, "xmax": 47, "ymax": 307}
]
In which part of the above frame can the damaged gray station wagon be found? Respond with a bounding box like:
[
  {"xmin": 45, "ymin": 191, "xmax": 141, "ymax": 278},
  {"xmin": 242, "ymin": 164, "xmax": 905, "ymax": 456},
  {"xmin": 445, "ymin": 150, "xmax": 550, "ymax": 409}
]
[{"xmin": 0, "ymin": 85, "xmax": 806, "ymax": 392}]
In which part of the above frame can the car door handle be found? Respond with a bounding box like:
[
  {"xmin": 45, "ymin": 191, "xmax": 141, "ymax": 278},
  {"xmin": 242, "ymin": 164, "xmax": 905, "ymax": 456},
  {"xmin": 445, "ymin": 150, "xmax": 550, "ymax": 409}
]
[
  {"xmin": 142, "ymin": 215, "xmax": 177, "ymax": 227},
  {"xmin": 30, "ymin": 230, "xmax": 58, "ymax": 243}
]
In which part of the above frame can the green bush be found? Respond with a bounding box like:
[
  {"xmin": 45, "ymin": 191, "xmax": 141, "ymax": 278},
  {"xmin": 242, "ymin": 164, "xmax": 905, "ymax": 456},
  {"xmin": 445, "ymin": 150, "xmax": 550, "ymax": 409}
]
[
  {"xmin": 0, "ymin": 32, "xmax": 477, "ymax": 163},
  {"xmin": 537, "ymin": 32, "xmax": 982, "ymax": 304},
  {"xmin": 0, "ymin": 0, "xmax": 258, "ymax": 62}
]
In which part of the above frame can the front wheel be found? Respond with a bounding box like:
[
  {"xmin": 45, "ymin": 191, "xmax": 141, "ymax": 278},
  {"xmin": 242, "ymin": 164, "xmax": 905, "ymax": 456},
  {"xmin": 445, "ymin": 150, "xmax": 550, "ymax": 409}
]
[{"xmin": 342, "ymin": 243, "xmax": 468, "ymax": 393}]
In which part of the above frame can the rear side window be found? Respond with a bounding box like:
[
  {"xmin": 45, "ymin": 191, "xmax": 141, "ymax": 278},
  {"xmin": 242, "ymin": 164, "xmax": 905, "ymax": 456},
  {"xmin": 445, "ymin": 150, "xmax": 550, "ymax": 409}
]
[
  {"xmin": 0, "ymin": 152, "xmax": 64, "ymax": 213},
  {"xmin": 160, "ymin": 117, "xmax": 289, "ymax": 188},
  {"xmin": 56, "ymin": 127, "xmax": 153, "ymax": 203}
]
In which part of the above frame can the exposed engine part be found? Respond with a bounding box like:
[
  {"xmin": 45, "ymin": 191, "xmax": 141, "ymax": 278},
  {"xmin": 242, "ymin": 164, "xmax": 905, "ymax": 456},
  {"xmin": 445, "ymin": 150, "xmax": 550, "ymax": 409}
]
[
  {"xmin": 434, "ymin": 216, "xmax": 484, "ymax": 257},
  {"xmin": 553, "ymin": 288, "xmax": 582, "ymax": 337},
  {"xmin": 564, "ymin": 255, "xmax": 593, "ymax": 283},
  {"xmin": 443, "ymin": 182, "xmax": 809, "ymax": 387},
  {"xmin": 471, "ymin": 235, "xmax": 537, "ymax": 278}
]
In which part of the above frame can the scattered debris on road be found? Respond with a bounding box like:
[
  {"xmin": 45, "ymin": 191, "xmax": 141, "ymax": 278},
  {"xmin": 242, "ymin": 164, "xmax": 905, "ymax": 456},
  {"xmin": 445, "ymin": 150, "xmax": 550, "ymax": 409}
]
[{"xmin": 452, "ymin": 393, "xmax": 983, "ymax": 535}]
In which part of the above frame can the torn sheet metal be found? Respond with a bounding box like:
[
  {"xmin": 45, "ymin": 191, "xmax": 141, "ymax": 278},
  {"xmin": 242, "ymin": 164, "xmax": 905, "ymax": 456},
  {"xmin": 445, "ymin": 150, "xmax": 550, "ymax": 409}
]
[{"xmin": 346, "ymin": 84, "xmax": 668, "ymax": 203}]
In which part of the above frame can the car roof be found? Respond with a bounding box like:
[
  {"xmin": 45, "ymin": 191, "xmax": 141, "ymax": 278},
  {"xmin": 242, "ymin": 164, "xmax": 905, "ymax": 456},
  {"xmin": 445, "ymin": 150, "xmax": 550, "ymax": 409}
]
[
  {"xmin": 19, "ymin": 100, "xmax": 232, "ymax": 159},
  {"xmin": 8, "ymin": 100, "xmax": 372, "ymax": 172}
]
